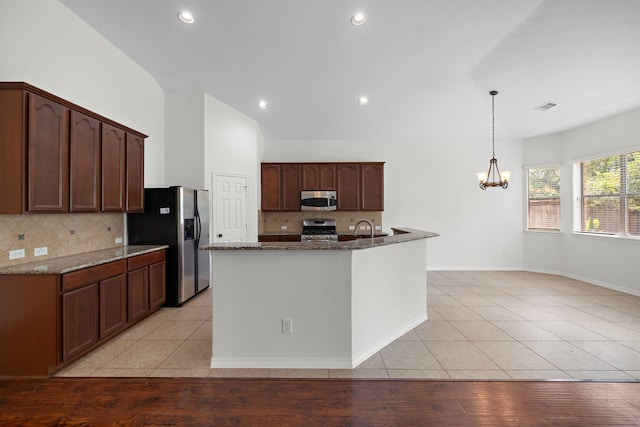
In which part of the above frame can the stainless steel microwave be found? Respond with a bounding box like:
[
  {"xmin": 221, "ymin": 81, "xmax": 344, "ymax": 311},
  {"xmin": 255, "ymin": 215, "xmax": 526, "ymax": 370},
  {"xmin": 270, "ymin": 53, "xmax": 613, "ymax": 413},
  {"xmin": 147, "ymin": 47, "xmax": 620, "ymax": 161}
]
[{"xmin": 300, "ymin": 191, "xmax": 337, "ymax": 211}]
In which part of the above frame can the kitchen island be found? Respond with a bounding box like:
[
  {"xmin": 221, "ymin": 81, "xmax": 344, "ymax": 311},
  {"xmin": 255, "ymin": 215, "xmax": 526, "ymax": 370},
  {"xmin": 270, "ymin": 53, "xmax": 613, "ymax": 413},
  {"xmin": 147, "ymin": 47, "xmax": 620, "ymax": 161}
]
[{"xmin": 201, "ymin": 228, "xmax": 438, "ymax": 369}]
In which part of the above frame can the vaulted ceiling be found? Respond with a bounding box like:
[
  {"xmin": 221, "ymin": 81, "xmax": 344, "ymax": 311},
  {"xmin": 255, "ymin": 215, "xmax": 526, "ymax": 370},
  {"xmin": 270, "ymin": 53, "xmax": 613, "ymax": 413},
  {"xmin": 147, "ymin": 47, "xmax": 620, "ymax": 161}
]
[{"xmin": 60, "ymin": 0, "xmax": 640, "ymax": 141}]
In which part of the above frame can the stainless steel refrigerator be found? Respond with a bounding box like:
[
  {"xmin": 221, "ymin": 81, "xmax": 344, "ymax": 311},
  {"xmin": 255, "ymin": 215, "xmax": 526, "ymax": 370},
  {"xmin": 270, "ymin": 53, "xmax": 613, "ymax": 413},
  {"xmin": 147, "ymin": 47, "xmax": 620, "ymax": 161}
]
[{"xmin": 127, "ymin": 186, "xmax": 210, "ymax": 306}]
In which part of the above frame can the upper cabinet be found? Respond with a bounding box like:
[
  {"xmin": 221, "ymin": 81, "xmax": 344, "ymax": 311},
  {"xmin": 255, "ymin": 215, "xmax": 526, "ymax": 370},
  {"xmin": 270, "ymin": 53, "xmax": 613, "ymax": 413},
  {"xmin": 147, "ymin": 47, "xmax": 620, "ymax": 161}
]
[
  {"xmin": 261, "ymin": 162, "xmax": 384, "ymax": 212},
  {"xmin": 0, "ymin": 82, "xmax": 147, "ymax": 214},
  {"xmin": 102, "ymin": 124, "xmax": 126, "ymax": 212},
  {"xmin": 27, "ymin": 93, "xmax": 70, "ymax": 212},
  {"xmin": 302, "ymin": 163, "xmax": 336, "ymax": 190},
  {"xmin": 126, "ymin": 133, "xmax": 145, "ymax": 213},
  {"xmin": 70, "ymin": 111, "xmax": 101, "ymax": 212}
]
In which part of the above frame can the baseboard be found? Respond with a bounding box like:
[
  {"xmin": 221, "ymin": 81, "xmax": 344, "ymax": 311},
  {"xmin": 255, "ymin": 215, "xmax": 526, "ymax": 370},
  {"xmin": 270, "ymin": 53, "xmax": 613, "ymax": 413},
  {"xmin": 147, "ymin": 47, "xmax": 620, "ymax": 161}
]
[
  {"xmin": 351, "ymin": 313, "xmax": 428, "ymax": 369},
  {"xmin": 210, "ymin": 357, "xmax": 353, "ymax": 369},
  {"xmin": 524, "ymin": 267, "xmax": 640, "ymax": 297}
]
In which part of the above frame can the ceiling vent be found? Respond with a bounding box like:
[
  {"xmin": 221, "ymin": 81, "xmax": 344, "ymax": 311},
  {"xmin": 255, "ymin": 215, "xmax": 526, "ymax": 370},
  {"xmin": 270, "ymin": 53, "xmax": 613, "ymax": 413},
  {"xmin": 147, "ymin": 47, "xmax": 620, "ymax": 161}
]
[{"xmin": 535, "ymin": 102, "xmax": 558, "ymax": 111}]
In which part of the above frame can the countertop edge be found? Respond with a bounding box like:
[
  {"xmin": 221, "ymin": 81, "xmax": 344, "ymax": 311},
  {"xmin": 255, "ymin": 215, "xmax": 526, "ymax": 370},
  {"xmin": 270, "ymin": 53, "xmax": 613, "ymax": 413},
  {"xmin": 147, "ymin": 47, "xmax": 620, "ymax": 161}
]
[
  {"xmin": 0, "ymin": 245, "xmax": 169, "ymax": 275},
  {"xmin": 201, "ymin": 228, "xmax": 439, "ymax": 251}
]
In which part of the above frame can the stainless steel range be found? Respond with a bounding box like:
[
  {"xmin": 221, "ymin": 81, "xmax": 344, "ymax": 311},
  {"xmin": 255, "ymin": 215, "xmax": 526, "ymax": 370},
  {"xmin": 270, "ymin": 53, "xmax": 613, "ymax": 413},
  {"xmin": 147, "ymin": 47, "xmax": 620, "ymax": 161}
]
[{"xmin": 301, "ymin": 218, "xmax": 338, "ymax": 242}]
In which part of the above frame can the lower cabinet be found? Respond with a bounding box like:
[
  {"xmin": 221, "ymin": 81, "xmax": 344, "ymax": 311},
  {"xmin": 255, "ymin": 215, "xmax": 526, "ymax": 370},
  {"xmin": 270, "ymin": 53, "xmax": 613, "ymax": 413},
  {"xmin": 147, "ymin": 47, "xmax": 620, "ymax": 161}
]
[
  {"xmin": 62, "ymin": 282, "xmax": 99, "ymax": 361},
  {"xmin": 0, "ymin": 248, "xmax": 166, "ymax": 377},
  {"xmin": 100, "ymin": 273, "xmax": 127, "ymax": 339}
]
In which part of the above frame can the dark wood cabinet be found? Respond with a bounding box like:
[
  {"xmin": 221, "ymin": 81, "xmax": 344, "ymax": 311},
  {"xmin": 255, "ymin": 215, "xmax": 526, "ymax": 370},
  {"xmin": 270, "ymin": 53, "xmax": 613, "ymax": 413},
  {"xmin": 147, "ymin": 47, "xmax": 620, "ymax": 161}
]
[
  {"xmin": 0, "ymin": 249, "xmax": 166, "ymax": 377},
  {"xmin": 149, "ymin": 260, "xmax": 166, "ymax": 311},
  {"xmin": 99, "ymin": 274, "xmax": 127, "ymax": 339},
  {"xmin": 70, "ymin": 111, "xmax": 101, "ymax": 212},
  {"xmin": 127, "ymin": 267, "xmax": 149, "ymax": 324},
  {"xmin": 62, "ymin": 283, "xmax": 99, "ymax": 361},
  {"xmin": 360, "ymin": 163, "xmax": 384, "ymax": 211},
  {"xmin": 337, "ymin": 164, "xmax": 360, "ymax": 211},
  {"xmin": 0, "ymin": 82, "xmax": 147, "ymax": 215},
  {"xmin": 261, "ymin": 162, "xmax": 384, "ymax": 212},
  {"xmin": 128, "ymin": 250, "xmax": 166, "ymax": 323},
  {"xmin": 102, "ymin": 124, "xmax": 126, "ymax": 212},
  {"xmin": 27, "ymin": 93, "xmax": 70, "ymax": 212},
  {"xmin": 126, "ymin": 133, "xmax": 145, "ymax": 213},
  {"xmin": 281, "ymin": 164, "xmax": 301, "ymax": 211},
  {"xmin": 302, "ymin": 164, "xmax": 336, "ymax": 190},
  {"xmin": 261, "ymin": 164, "xmax": 281, "ymax": 211}
]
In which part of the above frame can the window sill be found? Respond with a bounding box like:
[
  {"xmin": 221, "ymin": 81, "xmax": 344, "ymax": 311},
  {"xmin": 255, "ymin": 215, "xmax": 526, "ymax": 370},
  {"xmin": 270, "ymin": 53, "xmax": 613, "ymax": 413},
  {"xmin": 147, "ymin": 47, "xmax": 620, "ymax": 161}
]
[
  {"xmin": 524, "ymin": 229, "xmax": 562, "ymax": 235},
  {"xmin": 571, "ymin": 232, "xmax": 640, "ymax": 243}
]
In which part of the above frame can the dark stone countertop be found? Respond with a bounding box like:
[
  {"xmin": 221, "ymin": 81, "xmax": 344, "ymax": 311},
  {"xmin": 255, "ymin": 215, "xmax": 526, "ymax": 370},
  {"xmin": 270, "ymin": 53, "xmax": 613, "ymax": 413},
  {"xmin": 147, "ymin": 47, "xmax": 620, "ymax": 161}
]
[
  {"xmin": 202, "ymin": 228, "xmax": 438, "ymax": 251},
  {"xmin": 0, "ymin": 245, "xmax": 168, "ymax": 275}
]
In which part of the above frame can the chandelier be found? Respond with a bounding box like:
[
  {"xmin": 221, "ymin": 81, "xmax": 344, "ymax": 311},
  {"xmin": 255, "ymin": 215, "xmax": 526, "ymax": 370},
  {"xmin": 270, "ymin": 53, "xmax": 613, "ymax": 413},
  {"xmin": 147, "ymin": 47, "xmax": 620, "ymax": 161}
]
[{"xmin": 477, "ymin": 90, "xmax": 511, "ymax": 190}]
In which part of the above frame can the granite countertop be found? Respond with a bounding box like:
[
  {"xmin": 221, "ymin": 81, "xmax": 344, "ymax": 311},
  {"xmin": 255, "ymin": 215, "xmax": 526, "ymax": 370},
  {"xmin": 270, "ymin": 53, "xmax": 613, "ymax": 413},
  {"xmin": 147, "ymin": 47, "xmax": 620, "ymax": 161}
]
[
  {"xmin": 202, "ymin": 228, "xmax": 438, "ymax": 251},
  {"xmin": 259, "ymin": 232, "xmax": 390, "ymax": 237},
  {"xmin": 0, "ymin": 245, "xmax": 168, "ymax": 275}
]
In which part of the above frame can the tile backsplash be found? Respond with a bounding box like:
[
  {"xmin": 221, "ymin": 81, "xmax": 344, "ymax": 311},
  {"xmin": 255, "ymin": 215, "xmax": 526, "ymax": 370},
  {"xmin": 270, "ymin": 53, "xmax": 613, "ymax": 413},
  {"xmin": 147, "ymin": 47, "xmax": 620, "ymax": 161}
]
[
  {"xmin": 260, "ymin": 211, "xmax": 383, "ymax": 234},
  {"xmin": 0, "ymin": 213, "xmax": 125, "ymax": 268}
]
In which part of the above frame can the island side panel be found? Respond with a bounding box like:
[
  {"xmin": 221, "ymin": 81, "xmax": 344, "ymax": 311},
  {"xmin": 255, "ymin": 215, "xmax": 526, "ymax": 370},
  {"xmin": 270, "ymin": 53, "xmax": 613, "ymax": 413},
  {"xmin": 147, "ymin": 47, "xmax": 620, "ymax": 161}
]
[
  {"xmin": 210, "ymin": 250, "xmax": 353, "ymax": 368},
  {"xmin": 351, "ymin": 239, "xmax": 428, "ymax": 366}
]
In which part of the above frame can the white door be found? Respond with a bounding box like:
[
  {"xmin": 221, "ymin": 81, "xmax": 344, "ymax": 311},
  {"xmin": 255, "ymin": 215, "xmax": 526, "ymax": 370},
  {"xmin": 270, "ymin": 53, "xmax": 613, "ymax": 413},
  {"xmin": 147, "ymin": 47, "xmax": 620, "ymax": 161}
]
[{"xmin": 214, "ymin": 174, "xmax": 247, "ymax": 243}]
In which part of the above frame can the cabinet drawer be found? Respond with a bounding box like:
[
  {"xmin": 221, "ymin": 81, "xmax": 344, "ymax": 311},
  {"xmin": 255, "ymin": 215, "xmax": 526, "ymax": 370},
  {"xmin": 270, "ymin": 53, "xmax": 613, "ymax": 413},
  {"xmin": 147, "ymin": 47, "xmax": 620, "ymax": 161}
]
[
  {"xmin": 127, "ymin": 250, "xmax": 165, "ymax": 270},
  {"xmin": 62, "ymin": 260, "xmax": 126, "ymax": 292}
]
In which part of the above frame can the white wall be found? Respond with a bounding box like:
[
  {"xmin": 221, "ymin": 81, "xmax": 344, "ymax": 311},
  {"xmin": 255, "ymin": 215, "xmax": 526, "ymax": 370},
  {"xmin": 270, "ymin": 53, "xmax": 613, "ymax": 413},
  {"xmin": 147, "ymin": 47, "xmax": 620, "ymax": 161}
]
[
  {"xmin": 263, "ymin": 137, "xmax": 523, "ymax": 270},
  {"xmin": 204, "ymin": 94, "xmax": 261, "ymax": 241},
  {"xmin": 165, "ymin": 92, "xmax": 205, "ymax": 188},
  {"xmin": 523, "ymin": 107, "xmax": 640, "ymax": 294},
  {"xmin": 0, "ymin": 0, "xmax": 166, "ymax": 187}
]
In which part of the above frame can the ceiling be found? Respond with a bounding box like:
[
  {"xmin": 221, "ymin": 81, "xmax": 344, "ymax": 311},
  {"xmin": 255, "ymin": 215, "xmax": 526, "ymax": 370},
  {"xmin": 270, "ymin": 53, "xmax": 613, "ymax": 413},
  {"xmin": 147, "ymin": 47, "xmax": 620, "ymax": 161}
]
[{"xmin": 60, "ymin": 0, "xmax": 640, "ymax": 141}]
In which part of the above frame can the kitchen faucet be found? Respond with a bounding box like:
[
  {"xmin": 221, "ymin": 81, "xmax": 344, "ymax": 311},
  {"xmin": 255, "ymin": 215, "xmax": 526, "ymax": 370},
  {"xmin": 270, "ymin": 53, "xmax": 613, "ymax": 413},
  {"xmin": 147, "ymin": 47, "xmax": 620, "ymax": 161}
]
[{"xmin": 354, "ymin": 219, "xmax": 374, "ymax": 238}]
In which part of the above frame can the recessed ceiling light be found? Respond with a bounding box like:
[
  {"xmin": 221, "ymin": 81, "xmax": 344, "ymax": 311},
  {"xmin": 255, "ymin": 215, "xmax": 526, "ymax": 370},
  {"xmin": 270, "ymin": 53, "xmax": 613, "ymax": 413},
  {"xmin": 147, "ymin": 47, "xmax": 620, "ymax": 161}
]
[
  {"xmin": 351, "ymin": 13, "xmax": 366, "ymax": 26},
  {"xmin": 357, "ymin": 96, "xmax": 369, "ymax": 106},
  {"xmin": 257, "ymin": 100, "xmax": 268, "ymax": 110},
  {"xmin": 178, "ymin": 11, "xmax": 195, "ymax": 24}
]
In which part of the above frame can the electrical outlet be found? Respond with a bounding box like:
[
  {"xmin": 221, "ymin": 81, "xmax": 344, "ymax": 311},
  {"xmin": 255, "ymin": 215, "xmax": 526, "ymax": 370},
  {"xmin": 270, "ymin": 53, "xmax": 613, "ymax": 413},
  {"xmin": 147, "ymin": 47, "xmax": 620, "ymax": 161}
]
[
  {"xmin": 375, "ymin": 225, "xmax": 382, "ymax": 230},
  {"xmin": 282, "ymin": 318, "xmax": 293, "ymax": 334},
  {"xmin": 9, "ymin": 249, "xmax": 25, "ymax": 260},
  {"xmin": 115, "ymin": 237, "xmax": 123, "ymax": 244},
  {"xmin": 34, "ymin": 246, "xmax": 48, "ymax": 256},
  {"xmin": 281, "ymin": 225, "xmax": 288, "ymax": 230},
  {"xmin": 348, "ymin": 225, "xmax": 355, "ymax": 230}
]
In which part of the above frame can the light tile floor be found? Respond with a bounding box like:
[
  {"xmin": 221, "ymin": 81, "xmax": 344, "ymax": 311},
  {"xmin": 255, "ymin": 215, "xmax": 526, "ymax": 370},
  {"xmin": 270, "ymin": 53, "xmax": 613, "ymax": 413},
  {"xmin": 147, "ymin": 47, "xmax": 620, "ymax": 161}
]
[{"xmin": 56, "ymin": 271, "xmax": 640, "ymax": 380}]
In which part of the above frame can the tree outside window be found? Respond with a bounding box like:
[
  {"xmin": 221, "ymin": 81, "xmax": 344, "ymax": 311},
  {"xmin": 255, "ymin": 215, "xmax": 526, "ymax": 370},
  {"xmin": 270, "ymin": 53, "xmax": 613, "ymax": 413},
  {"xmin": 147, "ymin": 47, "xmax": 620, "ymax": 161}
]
[{"xmin": 527, "ymin": 166, "xmax": 560, "ymax": 231}]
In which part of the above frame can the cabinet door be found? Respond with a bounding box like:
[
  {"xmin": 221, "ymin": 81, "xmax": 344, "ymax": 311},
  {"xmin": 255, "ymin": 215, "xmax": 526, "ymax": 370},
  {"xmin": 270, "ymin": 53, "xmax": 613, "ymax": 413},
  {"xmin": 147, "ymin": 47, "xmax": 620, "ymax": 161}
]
[
  {"xmin": 127, "ymin": 267, "xmax": 149, "ymax": 324},
  {"xmin": 301, "ymin": 164, "xmax": 319, "ymax": 190},
  {"xmin": 281, "ymin": 164, "xmax": 301, "ymax": 211},
  {"xmin": 149, "ymin": 261, "xmax": 166, "ymax": 311},
  {"xmin": 62, "ymin": 283, "xmax": 99, "ymax": 361},
  {"xmin": 102, "ymin": 123, "xmax": 126, "ymax": 212},
  {"xmin": 337, "ymin": 164, "xmax": 360, "ymax": 210},
  {"xmin": 319, "ymin": 164, "xmax": 336, "ymax": 190},
  {"xmin": 126, "ymin": 133, "xmax": 145, "ymax": 212},
  {"xmin": 27, "ymin": 93, "xmax": 69, "ymax": 212},
  {"xmin": 70, "ymin": 111, "xmax": 101, "ymax": 212},
  {"xmin": 261, "ymin": 164, "xmax": 281, "ymax": 211},
  {"xmin": 99, "ymin": 274, "xmax": 127, "ymax": 339},
  {"xmin": 360, "ymin": 163, "xmax": 384, "ymax": 211}
]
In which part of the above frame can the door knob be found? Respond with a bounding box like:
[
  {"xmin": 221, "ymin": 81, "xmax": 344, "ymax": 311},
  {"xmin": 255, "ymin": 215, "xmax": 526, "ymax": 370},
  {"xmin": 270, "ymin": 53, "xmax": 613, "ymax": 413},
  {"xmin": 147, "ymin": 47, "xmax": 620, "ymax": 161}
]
[{"xmin": 218, "ymin": 234, "xmax": 223, "ymax": 238}]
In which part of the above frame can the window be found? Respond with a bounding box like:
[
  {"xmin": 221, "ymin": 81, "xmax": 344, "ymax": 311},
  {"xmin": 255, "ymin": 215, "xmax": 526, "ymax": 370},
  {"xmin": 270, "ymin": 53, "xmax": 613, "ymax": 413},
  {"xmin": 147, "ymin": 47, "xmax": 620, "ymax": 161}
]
[
  {"xmin": 573, "ymin": 150, "xmax": 640, "ymax": 237},
  {"xmin": 527, "ymin": 166, "xmax": 560, "ymax": 231}
]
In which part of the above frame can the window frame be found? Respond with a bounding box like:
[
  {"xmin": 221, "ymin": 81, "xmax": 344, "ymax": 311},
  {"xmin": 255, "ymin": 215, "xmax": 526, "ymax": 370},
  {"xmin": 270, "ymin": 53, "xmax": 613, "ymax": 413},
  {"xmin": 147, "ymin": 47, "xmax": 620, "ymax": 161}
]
[
  {"xmin": 572, "ymin": 147, "xmax": 640, "ymax": 240},
  {"xmin": 525, "ymin": 164, "xmax": 561, "ymax": 233}
]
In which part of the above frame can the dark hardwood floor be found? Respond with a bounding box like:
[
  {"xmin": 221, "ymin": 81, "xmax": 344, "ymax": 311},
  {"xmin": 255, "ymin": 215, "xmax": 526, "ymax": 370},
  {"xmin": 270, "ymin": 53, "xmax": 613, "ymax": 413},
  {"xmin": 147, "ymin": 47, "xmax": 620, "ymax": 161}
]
[{"xmin": 1, "ymin": 378, "xmax": 639, "ymax": 426}]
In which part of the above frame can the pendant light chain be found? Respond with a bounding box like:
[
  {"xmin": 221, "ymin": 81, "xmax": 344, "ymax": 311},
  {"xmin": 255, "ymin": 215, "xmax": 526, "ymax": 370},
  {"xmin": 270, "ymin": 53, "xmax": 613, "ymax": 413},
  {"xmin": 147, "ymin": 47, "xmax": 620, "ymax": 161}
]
[{"xmin": 491, "ymin": 90, "xmax": 496, "ymax": 159}]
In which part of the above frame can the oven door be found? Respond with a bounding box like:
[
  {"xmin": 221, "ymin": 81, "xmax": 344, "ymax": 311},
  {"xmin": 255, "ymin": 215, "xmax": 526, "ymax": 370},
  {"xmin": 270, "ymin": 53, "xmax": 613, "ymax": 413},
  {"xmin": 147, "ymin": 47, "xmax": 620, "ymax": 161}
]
[{"xmin": 300, "ymin": 191, "xmax": 337, "ymax": 211}]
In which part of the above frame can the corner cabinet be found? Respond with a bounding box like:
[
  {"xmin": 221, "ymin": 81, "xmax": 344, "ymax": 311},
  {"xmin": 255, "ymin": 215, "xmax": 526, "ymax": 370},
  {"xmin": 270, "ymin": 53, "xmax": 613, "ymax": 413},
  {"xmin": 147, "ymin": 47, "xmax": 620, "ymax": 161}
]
[
  {"xmin": 0, "ymin": 82, "xmax": 147, "ymax": 214},
  {"xmin": 261, "ymin": 162, "xmax": 383, "ymax": 212}
]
